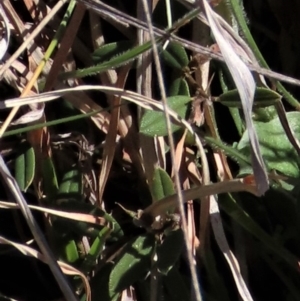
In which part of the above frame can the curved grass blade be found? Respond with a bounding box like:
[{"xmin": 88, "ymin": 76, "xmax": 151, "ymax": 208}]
[{"xmin": 198, "ymin": 0, "xmax": 268, "ymax": 195}]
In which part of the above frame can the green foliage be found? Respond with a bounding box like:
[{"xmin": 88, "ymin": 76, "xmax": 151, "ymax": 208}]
[
  {"xmin": 55, "ymin": 200, "xmax": 123, "ymax": 241},
  {"xmin": 160, "ymin": 42, "xmax": 189, "ymax": 70},
  {"xmin": 238, "ymin": 112, "xmax": 300, "ymax": 177},
  {"xmin": 50, "ymin": 166, "xmax": 123, "ymax": 273},
  {"xmin": 140, "ymin": 95, "xmax": 191, "ymax": 136},
  {"xmin": 151, "ymin": 167, "xmax": 175, "ymax": 201},
  {"xmin": 6, "ymin": 1, "xmax": 300, "ymax": 300},
  {"xmin": 64, "ymin": 239, "xmax": 79, "ymax": 263},
  {"xmin": 92, "ymin": 41, "xmax": 133, "ymax": 64},
  {"xmin": 169, "ymin": 77, "xmax": 190, "ymax": 97},
  {"xmin": 108, "ymin": 234, "xmax": 155, "ymax": 297},
  {"xmin": 14, "ymin": 142, "xmax": 35, "ymax": 192},
  {"xmin": 42, "ymin": 157, "xmax": 59, "ymax": 201},
  {"xmin": 60, "ymin": 39, "xmax": 159, "ymax": 80},
  {"xmin": 52, "ymin": 198, "xmax": 123, "ymax": 266},
  {"xmin": 218, "ymin": 87, "xmax": 281, "ymax": 108},
  {"xmin": 58, "ymin": 169, "xmax": 83, "ymax": 201}
]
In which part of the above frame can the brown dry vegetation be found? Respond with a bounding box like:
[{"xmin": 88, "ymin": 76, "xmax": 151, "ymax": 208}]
[{"xmin": 0, "ymin": 1, "xmax": 300, "ymax": 301}]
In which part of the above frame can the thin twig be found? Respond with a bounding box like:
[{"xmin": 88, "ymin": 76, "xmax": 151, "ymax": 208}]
[
  {"xmin": 0, "ymin": 0, "xmax": 68, "ymax": 78},
  {"xmin": 0, "ymin": 155, "xmax": 78, "ymax": 301},
  {"xmin": 78, "ymin": 0, "xmax": 300, "ymax": 88},
  {"xmin": 140, "ymin": 1, "xmax": 203, "ymax": 300}
]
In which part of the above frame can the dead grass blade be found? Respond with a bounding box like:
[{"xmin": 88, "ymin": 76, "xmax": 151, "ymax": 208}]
[
  {"xmin": 98, "ymin": 65, "xmax": 131, "ymax": 204},
  {"xmin": 209, "ymin": 123, "xmax": 253, "ymax": 301},
  {"xmin": 0, "ymin": 201, "xmax": 108, "ymax": 226},
  {"xmin": 78, "ymin": 0, "xmax": 300, "ymax": 87},
  {"xmin": 0, "ymin": 155, "xmax": 78, "ymax": 301},
  {"xmin": 0, "ymin": 3, "xmax": 10, "ymax": 60},
  {"xmin": 0, "ymin": 235, "xmax": 90, "ymax": 301},
  {"xmin": 43, "ymin": 2, "xmax": 86, "ymax": 91},
  {"xmin": 141, "ymin": 178, "xmax": 258, "ymax": 220},
  {"xmin": 0, "ymin": 84, "xmax": 232, "ymax": 217},
  {"xmin": 0, "ymin": 0, "xmax": 67, "ymax": 79},
  {"xmin": 137, "ymin": 0, "xmax": 162, "ymax": 191},
  {"xmin": 196, "ymin": 0, "xmax": 268, "ymax": 195},
  {"xmin": 56, "ymin": 84, "xmax": 111, "ymax": 133},
  {"xmin": 210, "ymin": 196, "xmax": 254, "ymax": 301},
  {"xmin": 0, "ymin": 0, "xmax": 70, "ymax": 139}
]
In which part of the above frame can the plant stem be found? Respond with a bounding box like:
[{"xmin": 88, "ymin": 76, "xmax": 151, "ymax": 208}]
[{"xmin": 228, "ymin": 0, "xmax": 300, "ymax": 109}]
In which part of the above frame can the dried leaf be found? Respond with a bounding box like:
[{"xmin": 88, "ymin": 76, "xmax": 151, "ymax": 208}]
[
  {"xmin": 210, "ymin": 196, "xmax": 254, "ymax": 301},
  {"xmin": 198, "ymin": 0, "xmax": 268, "ymax": 195},
  {"xmin": 0, "ymin": 235, "xmax": 91, "ymax": 301},
  {"xmin": 0, "ymin": 4, "xmax": 10, "ymax": 60}
]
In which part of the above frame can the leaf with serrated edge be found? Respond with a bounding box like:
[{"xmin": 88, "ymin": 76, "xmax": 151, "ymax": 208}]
[{"xmin": 92, "ymin": 41, "xmax": 133, "ymax": 63}]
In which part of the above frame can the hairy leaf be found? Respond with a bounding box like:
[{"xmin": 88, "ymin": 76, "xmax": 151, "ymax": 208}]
[
  {"xmin": 140, "ymin": 95, "xmax": 190, "ymax": 136},
  {"xmin": 109, "ymin": 234, "xmax": 154, "ymax": 296},
  {"xmin": 238, "ymin": 112, "xmax": 300, "ymax": 177}
]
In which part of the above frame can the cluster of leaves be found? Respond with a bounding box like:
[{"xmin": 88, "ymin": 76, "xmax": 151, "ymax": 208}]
[{"xmin": 1, "ymin": 1, "xmax": 300, "ymax": 301}]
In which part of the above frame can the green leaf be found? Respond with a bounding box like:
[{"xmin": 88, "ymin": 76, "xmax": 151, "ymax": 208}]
[
  {"xmin": 52, "ymin": 200, "xmax": 122, "ymax": 265},
  {"xmin": 80, "ymin": 226, "xmax": 111, "ymax": 273},
  {"xmin": 237, "ymin": 112, "xmax": 300, "ymax": 177},
  {"xmin": 59, "ymin": 8, "xmax": 200, "ymax": 80},
  {"xmin": 92, "ymin": 41, "xmax": 133, "ymax": 64},
  {"xmin": 2, "ymin": 108, "xmax": 104, "ymax": 138},
  {"xmin": 169, "ymin": 77, "xmax": 190, "ymax": 96},
  {"xmin": 203, "ymin": 136, "xmax": 250, "ymax": 168},
  {"xmin": 64, "ymin": 239, "xmax": 79, "ymax": 263},
  {"xmin": 152, "ymin": 167, "xmax": 175, "ymax": 201},
  {"xmin": 42, "ymin": 157, "xmax": 59, "ymax": 202},
  {"xmin": 218, "ymin": 87, "xmax": 281, "ymax": 108},
  {"xmin": 60, "ymin": 39, "xmax": 159, "ymax": 80},
  {"xmin": 140, "ymin": 95, "xmax": 191, "ymax": 137},
  {"xmin": 156, "ymin": 229, "xmax": 184, "ymax": 275},
  {"xmin": 54, "ymin": 200, "xmax": 123, "ymax": 240},
  {"xmin": 58, "ymin": 168, "xmax": 83, "ymax": 201},
  {"xmin": 253, "ymin": 106, "xmax": 278, "ymax": 122},
  {"xmin": 109, "ymin": 234, "xmax": 155, "ymax": 296},
  {"xmin": 160, "ymin": 42, "xmax": 189, "ymax": 70},
  {"xmin": 15, "ymin": 142, "xmax": 35, "ymax": 192},
  {"xmin": 228, "ymin": 107, "xmax": 244, "ymax": 135}
]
